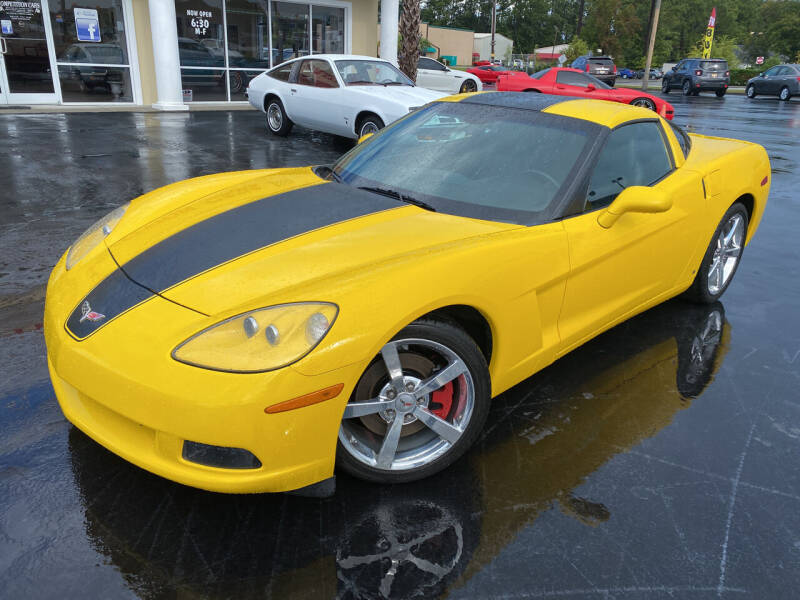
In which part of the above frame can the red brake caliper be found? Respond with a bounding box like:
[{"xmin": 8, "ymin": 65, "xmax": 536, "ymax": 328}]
[{"xmin": 429, "ymin": 381, "xmax": 454, "ymax": 418}]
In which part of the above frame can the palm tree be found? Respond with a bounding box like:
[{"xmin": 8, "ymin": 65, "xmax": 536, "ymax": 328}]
[{"xmin": 399, "ymin": 0, "xmax": 421, "ymax": 82}]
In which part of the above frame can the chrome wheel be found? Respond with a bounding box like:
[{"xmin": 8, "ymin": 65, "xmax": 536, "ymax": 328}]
[
  {"xmin": 339, "ymin": 338, "xmax": 475, "ymax": 471},
  {"xmin": 707, "ymin": 213, "xmax": 744, "ymax": 295},
  {"xmin": 359, "ymin": 120, "xmax": 380, "ymax": 137},
  {"xmin": 267, "ymin": 103, "xmax": 283, "ymax": 131},
  {"xmin": 779, "ymin": 87, "xmax": 790, "ymax": 101},
  {"xmin": 631, "ymin": 97, "xmax": 656, "ymax": 111},
  {"xmin": 746, "ymin": 85, "xmax": 755, "ymax": 98}
]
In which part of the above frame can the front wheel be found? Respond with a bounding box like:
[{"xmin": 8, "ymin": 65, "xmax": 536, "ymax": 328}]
[
  {"xmin": 715, "ymin": 89, "xmax": 726, "ymax": 98},
  {"xmin": 357, "ymin": 114, "xmax": 384, "ymax": 138},
  {"xmin": 265, "ymin": 98, "xmax": 293, "ymax": 137},
  {"xmin": 779, "ymin": 86, "xmax": 791, "ymax": 101},
  {"xmin": 630, "ymin": 97, "xmax": 656, "ymax": 111},
  {"xmin": 683, "ymin": 202, "xmax": 748, "ymax": 304},
  {"xmin": 459, "ymin": 79, "xmax": 478, "ymax": 93},
  {"xmin": 337, "ymin": 319, "xmax": 490, "ymax": 483},
  {"xmin": 746, "ymin": 84, "xmax": 756, "ymax": 99}
]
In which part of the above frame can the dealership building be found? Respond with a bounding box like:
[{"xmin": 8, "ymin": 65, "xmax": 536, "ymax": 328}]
[{"xmin": 0, "ymin": 0, "xmax": 381, "ymax": 108}]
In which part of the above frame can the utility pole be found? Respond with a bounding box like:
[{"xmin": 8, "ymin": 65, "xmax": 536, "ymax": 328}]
[
  {"xmin": 642, "ymin": 0, "xmax": 661, "ymax": 92},
  {"xmin": 490, "ymin": 2, "xmax": 496, "ymax": 61},
  {"xmin": 576, "ymin": 0, "xmax": 585, "ymax": 37}
]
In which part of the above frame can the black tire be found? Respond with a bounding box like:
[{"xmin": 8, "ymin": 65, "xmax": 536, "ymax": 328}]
[
  {"xmin": 662, "ymin": 78, "xmax": 670, "ymax": 94},
  {"xmin": 336, "ymin": 319, "xmax": 491, "ymax": 484},
  {"xmin": 229, "ymin": 71, "xmax": 245, "ymax": 95},
  {"xmin": 459, "ymin": 79, "xmax": 478, "ymax": 93},
  {"xmin": 265, "ymin": 97, "xmax": 293, "ymax": 137},
  {"xmin": 682, "ymin": 202, "xmax": 749, "ymax": 304},
  {"xmin": 682, "ymin": 79, "xmax": 693, "ymax": 96},
  {"xmin": 715, "ymin": 89, "xmax": 726, "ymax": 98},
  {"xmin": 630, "ymin": 97, "xmax": 656, "ymax": 111},
  {"xmin": 779, "ymin": 86, "xmax": 791, "ymax": 101},
  {"xmin": 675, "ymin": 302, "xmax": 726, "ymax": 399},
  {"xmin": 746, "ymin": 84, "xmax": 756, "ymax": 99},
  {"xmin": 356, "ymin": 114, "xmax": 384, "ymax": 138}
]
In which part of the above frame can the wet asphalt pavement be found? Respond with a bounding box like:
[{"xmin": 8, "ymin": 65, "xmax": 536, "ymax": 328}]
[{"xmin": 1, "ymin": 94, "xmax": 799, "ymax": 599}]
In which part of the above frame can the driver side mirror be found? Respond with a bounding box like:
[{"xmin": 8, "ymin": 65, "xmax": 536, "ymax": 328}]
[
  {"xmin": 672, "ymin": 66, "xmax": 678, "ymax": 71},
  {"xmin": 357, "ymin": 132, "xmax": 374, "ymax": 144},
  {"xmin": 586, "ymin": 83, "xmax": 596, "ymax": 91},
  {"xmin": 597, "ymin": 186, "xmax": 672, "ymax": 228},
  {"xmin": 759, "ymin": 72, "xmax": 766, "ymax": 77}
]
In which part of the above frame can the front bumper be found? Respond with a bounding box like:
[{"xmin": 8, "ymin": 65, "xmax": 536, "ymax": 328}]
[{"xmin": 45, "ymin": 253, "xmax": 365, "ymax": 494}]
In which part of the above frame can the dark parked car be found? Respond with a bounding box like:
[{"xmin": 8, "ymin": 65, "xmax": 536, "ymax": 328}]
[
  {"xmin": 636, "ymin": 68, "xmax": 662, "ymax": 79},
  {"xmin": 570, "ymin": 55, "xmax": 617, "ymax": 86},
  {"xmin": 746, "ymin": 64, "xmax": 800, "ymax": 101},
  {"xmin": 662, "ymin": 58, "xmax": 729, "ymax": 97}
]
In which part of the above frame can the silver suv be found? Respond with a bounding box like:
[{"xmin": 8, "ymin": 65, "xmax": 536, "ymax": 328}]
[
  {"xmin": 662, "ymin": 58, "xmax": 729, "ymax": 97},
  {"xmin": 570, "ymin": 55, "xmax": 617, "ymax": 87}
]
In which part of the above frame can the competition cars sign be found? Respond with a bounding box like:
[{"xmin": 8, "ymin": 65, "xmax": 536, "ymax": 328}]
[{"xmin": 702, "ymin": 7, "xmax": 716, "ymax": 59}]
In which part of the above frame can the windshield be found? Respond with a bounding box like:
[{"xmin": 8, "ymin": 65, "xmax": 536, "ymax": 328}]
[
  {"xmin": 334, "ymin": 60, "xmax": 413, "ymax": 86},
  {"xmin": 332, "ymin": 102, "xmax": 598, "ymax": 225}
]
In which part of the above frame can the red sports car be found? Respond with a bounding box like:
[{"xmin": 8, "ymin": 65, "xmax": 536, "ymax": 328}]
[
  {"xmin": 496, "ymin": 67, "xmax": 674, "ymax": 120},
  {"xmin": 466, "ymin": 65, "xmax": 513, "ymax": 84}
]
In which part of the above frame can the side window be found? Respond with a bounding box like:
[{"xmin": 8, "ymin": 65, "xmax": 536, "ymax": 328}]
[
  {"xmin": 556, "ymin": 70, "xmax": 589, "ymax": 87},
  {"xmin": 308, "ymin": 59, "xmax": 338, "ymax": 88},
  {"xmin": 419, "ymin": 58, "xmax": 444, "ymax": 71},
  {"xmin": 297, "ymin": 60, "xmax": 314, "ymax": 85},
  {"xmin": 775, "ymin": 66, "xmax": 789, "ymax": 76},
  {"xmin": 585, "ymin": 122, "xmax": 673, "ymax": 211},
  {"xmin": 668, "ymin": 121, "xmax": 691, "ymax": 159},
  {"xmin": 268, "ymin": 62, "xmax": 294, "ymax": 82}
]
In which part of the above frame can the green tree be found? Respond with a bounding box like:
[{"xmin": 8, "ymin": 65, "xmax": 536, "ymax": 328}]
[
  {"xmin": 566, "ymin": 37, "xmax": 589, "ymax": 61},
  {"xmin": 690, "ymin": 35, "xmax": 741, "ymax": 67}
]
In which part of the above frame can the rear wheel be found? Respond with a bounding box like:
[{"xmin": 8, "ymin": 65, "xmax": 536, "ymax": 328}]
[
  {"xmin": 683, "ymin": 202, "xmax": 748, "ymax": 304},
  {"xmin": 459, "ymin": 79, "xmax": 478, "ymax": 93},
  {"xmin": 265, "ymin": 98, "xmax": 293, "ymax": 137},
  {"xmin": 715, "ymin": 89, "xmax": 726, "ymax": 98},
  {"xmin": 746, "ymin": 84, "xmax": 756, "ymax": 99},
  {"xmin": 682, "ymin": 79, "xmax": 693, "ymax": 96},
  {"xmin": 337, "ymin": 319, "xmax": 490, "ymax": 483},
  {"xmin": 779, "ymin": 86, "xmax": 791, "ymax": 101},
  {"xmin": 630, "ymin": 97, "xmax": 656, "ymax": 111}
]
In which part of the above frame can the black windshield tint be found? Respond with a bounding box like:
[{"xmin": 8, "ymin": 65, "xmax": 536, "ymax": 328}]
[{"xmin": 332, "ymin": 102, "xmax": 600, "ymax": 225}]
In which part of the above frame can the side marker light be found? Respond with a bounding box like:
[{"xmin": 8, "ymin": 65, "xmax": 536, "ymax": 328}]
[{"xmin": 265, "ymin": 383, "xmax": 344, "ymax": 414}]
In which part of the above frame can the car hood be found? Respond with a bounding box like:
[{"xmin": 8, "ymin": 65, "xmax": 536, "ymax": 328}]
[
  {"xmin": 346, "ymin": 85, "xmax": 447, "ymax": 106},
  {"xmin": 106, "ymin": 167, "xmax": 516, "ymax": 316}
]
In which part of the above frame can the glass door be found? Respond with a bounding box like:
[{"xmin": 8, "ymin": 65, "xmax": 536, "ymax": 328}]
[{"xmin": 0, "ymin": 0, "xmax": 58, "ymax": 104}]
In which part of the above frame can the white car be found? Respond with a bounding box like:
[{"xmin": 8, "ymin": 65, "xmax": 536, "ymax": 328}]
[
  {"xmin": 416, "ymin": 57, "xmax": 483, "ymax": 94},
  {"xmin": 247, "ymin": 54, "xmax": 447, "ymax": 139}
]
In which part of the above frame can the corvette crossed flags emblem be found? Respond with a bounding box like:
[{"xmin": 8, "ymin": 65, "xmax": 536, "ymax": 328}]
[{"xmin": 79, "ymin": 300, "xmax": 106, "ymax": 323}]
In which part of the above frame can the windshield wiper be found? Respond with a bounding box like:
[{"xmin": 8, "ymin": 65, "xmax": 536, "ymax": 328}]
[
  {"xmin": 382, "ymin": 81, "xmax": 410, "ymax": 86},
  {"xmin": 358, "ymin": 186, "xmax": 436, "ymax": 212}
]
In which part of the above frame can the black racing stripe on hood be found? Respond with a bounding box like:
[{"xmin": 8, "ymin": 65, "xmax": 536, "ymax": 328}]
[
  {"xmin": 65, "ymin": 267, "xmax": 153, "ymax": 340},
  {"xmin": 460, "ymin": 92, "xmax": 571, "ymax": 111},
  {"xmin": 66, "ymin": 182, "xmax": 399, "ymax": 340}
]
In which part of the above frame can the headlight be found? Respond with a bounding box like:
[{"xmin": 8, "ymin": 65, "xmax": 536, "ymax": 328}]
[
  {"xmin": 65, "ymin": 203, "xmax": 129, "ymax": 270},
  {"xmin": 172, "ymin": 302, "xmax": 338, "ymax": 373}
]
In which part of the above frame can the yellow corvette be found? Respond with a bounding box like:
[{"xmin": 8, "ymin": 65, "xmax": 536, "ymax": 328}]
[{"xmin": 44, "ymin": 93, "xmax": 770, "ymax": 495}]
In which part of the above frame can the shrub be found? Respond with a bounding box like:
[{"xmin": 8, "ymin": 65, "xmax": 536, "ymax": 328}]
[{"xmin": 730, "ymin": 68, "xmax": 760, "ymax": 86}]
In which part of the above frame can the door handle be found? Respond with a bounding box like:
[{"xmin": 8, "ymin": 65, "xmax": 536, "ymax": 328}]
[
  {"xmin": 0, "ymin": 37, "xmax": 7, "ymax": 54},
  {"xmin": 290, "ymin": 88, "xmax": 297, "ymax": 93}
]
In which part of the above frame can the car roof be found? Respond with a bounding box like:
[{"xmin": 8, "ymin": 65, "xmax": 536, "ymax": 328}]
[{"xmin": 437, "ymin": 92, "xmax": 657, "ymax": 128}]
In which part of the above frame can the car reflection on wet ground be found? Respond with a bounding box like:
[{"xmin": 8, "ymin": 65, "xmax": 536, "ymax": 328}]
[{"xmin": 1, "ymin": 95, "xmax": 799, "ymax": 599}]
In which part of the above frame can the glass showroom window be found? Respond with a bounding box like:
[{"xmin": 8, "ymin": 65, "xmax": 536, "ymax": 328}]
[
  {"xmin": 226, "ymin": 0, "xmax": 270, "ymax": 101},
  {"xmin": 311, "ymin": 5, "xmax": 344, "ymax": 54},
  {"xmin": 175, "ymin": 0, "xmax": 348, "ymax": 102},
  {"xmin": 176, "ymin": 0, "xmax": 227, "ymax": 101},
  {"xmin": 49, "ymin": 0, "xmax": 133, "ymax": 103}
]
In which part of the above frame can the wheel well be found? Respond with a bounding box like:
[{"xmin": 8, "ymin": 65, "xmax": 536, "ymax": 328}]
[
  {"xmin": 420, "ymin": 305, "xmax": 493, "ymax": 365},
  {"xmin": 736, "ymin": 193, "xmax": 755, "ymax": 229},
  {"xmin": 354, "ymin": 111, "xmax": 381, "ymax": 134},
  {"xmin": 523, "ymin": 88, "xmax": 541, "ymax": 93},
  {"xmin": 263, "ymin": 93, "xmax": 279, "ymax": 111}
]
